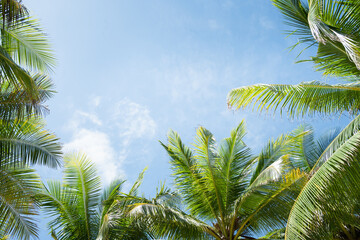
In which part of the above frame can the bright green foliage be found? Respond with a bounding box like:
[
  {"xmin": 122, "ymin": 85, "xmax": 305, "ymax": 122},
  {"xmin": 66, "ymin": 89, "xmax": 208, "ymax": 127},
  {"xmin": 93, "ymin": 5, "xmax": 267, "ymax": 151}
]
[
  {"xmin": 228, "ymin": 81, "xmax": 360, "ymax": 118},
  {"xmin": 0, "ymin": 0, "xmax": 54, "ymax": 100},
  {"xmin": 273, "ymin": 0, "xmax": 360, "ymax": 77},
  {"xmin": 129, "ymin": 121, "xmax": 308, "ymax": 240},
  {"xmin": 228, "ymin": 1, "xmax": 360, "ymax": 239},
  {"xmin": 0, "ymin": 117, "xmax": 61, "ymax": 240},
  {"xmin": 0, "ymin": 1, "xmax": 61, "ymax": 239},
  {"xmin": 227, "ymin": 0, "xmax": 360, "ymax": 118},
  {"xmin": 286, "ymin": 115, "xmax": 360, "ymax": 240},
  {"xmin": 40, "ymin": 154, "xmax": 155, "ymax": 240}
]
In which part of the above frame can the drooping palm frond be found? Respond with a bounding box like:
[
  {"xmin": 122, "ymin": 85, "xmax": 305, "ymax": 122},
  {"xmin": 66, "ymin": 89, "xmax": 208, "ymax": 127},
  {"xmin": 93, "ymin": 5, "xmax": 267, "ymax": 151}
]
[
  {"xmin": 40, "ymin": 180, "xmax": 78, "ymax": 240},
  {"xmin": 311, "ymin": 114, "xmax": 360, "ymax": 172},
  {"xmin": 1, "ymin": 17, "xmax": 55, "ymax": 73},
  {"xmin": 0, "ymin": 74, "xmax": 55, "ymax": 120},
  {"xmin": 129, "ymin": 202, "xmax": 210, "ymax": 240},
  {"xmin": 273, "ymin": 0, "xmax": 360, "ymax": 77},
  {"xmin": 0, "ymin": 46, "xmax": 37, "ymax": 98},
  {"xmin": 285, "ymin": 127, "xmax": 360, "ymax": 240},
  {"xmin": 0, "ymin": 163, "xmax": 41, "ymax": 240},
  {"xmin": 0, "ymin": 117, "xmax": 62, "ymax": 168},
  {"xmin": 0, "ymin": 0, "xmax": 28, "ymax": 27},
  {"xmin": 227, "ymin": 81, "xmax": 360, "ymax": 118},
  {"xmin": 126, "ymin": 182, "xmax": 210, "ymax": 240},
  {"xmin": 250, "ymin": 126, "xmax": 310, "ymax": 184}
]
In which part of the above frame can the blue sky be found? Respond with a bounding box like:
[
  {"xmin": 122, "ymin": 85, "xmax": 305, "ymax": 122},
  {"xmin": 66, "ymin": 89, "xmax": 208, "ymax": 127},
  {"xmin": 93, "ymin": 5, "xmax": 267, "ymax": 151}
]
[{"xmin": 25, "ymin": 0, "xmax": 350, "ymax": 238}]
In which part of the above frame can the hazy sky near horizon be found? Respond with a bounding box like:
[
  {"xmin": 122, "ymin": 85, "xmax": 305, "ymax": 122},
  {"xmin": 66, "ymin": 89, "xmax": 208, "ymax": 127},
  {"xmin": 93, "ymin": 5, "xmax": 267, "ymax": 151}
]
[{"xmin": 25, "ymin": 0, "xmax": 350, "ymax": 238}]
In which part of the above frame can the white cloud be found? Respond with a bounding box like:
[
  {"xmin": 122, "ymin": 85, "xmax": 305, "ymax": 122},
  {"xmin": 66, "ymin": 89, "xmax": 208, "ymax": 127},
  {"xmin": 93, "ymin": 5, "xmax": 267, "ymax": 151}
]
[
  {"xmin": 78, "ymin": 111, "xmax": 102, "ymax": 126},
  {"xmin": 63, "ymin": 129, "xmax": 123, "ymax": 184},
  {"xmin": 63, "ymin": 98, "xmax": 157, "ymax": 184},
  {"xmin": 113, "ymin": 98, "xmax": 157, "ymax": 147}
]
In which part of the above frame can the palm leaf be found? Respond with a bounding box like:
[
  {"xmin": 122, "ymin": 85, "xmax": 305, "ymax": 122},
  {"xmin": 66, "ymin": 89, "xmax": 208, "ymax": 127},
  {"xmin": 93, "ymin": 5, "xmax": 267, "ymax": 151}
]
[
  {"xmin": 63, "ymin": 153, "xmax": 101, "ymax": 239},
  {"xmin": 285, "ymin": 129, "xmax": 360, "ymax": 240},
  {"xmin": 0, "ymin": 164, "xmax": 40, "ymax": 240},
  {"xmin": 0, "ymin": 117, "xmax": 62, "ymax": 168},
  {"xmin": 1, "ymin": 17, "xmax": 55, "ymax": 73},
  {"xmin": 227, "ymin": 81, "xmax": 360, "ymax": 117},
  {"xmin": 0, "ymin": 74, "xmax": 55, "ymax": 120}
]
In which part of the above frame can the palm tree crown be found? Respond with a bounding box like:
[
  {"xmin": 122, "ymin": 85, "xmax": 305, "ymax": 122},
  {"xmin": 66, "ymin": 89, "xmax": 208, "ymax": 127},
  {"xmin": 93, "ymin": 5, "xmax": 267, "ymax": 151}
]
[{"xmin": 130, "ymin": 121, "xmax": 308, "ymax": 240}]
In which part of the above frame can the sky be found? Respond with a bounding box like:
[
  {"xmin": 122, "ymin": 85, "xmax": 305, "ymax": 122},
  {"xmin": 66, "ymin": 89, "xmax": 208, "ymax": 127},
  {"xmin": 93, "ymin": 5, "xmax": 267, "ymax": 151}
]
[{"xmin": 24, "ymin": 0, "xmax": 351, "ymax": 239}]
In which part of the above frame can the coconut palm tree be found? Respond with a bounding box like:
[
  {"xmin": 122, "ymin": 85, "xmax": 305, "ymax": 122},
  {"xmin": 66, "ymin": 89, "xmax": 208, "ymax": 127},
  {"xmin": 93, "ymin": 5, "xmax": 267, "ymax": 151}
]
[
  {"xmin": 128, "ymin": 121, "xmax": 309, "ymax": 240},
  {"xmin": 227, "ymin": 0, "xmax": 360, "ymax": 118},
  {"xmin": 0, "ymin": 117, "xmax": 62, "ymax": 240},
  {"xmin": 40, "ymin": 153, "xmax": 163, "ymax": 240},
  {"xmin": 0, "ymin": 1, "xmax": 60, "ymax": 239},
  {"xmin": 0, "ymin": 0, "xmax": 54, "ymax": 100},
  {"xmin": 227, "ymin": 1, "xmax": 360, "ymax": 239},
  {"xmin": 284, "ymin": 114, "xmax": 360, "ymax": 240}
]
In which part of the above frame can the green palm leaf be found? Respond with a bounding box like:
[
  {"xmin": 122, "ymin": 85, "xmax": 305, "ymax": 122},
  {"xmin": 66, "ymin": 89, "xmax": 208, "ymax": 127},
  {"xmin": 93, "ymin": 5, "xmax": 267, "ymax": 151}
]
[
  {"xmin": 1, "ymin": 17, "xmax": 55, "ymax": 73},
  {"xmin": 64, "ymin": 153, "xmax": 101, "ymax": 239},
  {"xmin": 0, "ymin": 117, "xmax": 62, "ymax": 168},
  {"xmin": 0, "ymin": 164, "xmax": 41, "ymax": 240},
  {"xmin": 285, "ymin": 128, "xmax": 360, "ymax": 239},
  {"xmin": 0, "ymin": 0, "xmax": 28, "ymax": 27},
  {"xmin": 0, "ymin": 74, "xmax": 55, "ymax": 120},
  {"xmin": 273, "ymin": 0, "xmax": 360, "ymax": 77},
  {"xmin": 228, "ymin": 81, "xmax": 360, "ymax": 117}
]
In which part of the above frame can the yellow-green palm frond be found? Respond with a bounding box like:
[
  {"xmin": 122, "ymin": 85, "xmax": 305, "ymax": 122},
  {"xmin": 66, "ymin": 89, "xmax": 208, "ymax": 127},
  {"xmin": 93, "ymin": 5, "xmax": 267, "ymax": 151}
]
[
  {"xmin": 286, "ymin": 114, "xmax": 360, "ymax": 239},
  {"xmin": 228, "ymin": 81, "xmax": 360, "ymax": 118}
]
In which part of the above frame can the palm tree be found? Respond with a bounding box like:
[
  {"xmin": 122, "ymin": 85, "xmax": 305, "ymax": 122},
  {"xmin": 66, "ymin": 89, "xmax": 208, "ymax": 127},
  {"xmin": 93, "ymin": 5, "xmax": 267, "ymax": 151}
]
[
  {"xmin": 227, "ymin": 1, "xmax": 360, "ymax": 239},
  {"xmin": 0, "ymin": 1, "xmax": 60, "ymax": 239},
  {"xmin": 0, "ymin": 0, "xmax": 54, "ymax": 100},
  {"xmin": 0, "ymin": 117, "xmax": 62, "ymax": 240},
  {"xmin": 128, "ymin": 121, "xmax": 308, "ymax": 240},
  {"xmin": 284, "ymin": 115, "xmax": 360, "ymax": 240},
  {"xmin": 40, "ymin": 153, "xmax": 158, "ymax": 240},
  {"xmin": 227, "ymin": 0, "xmax": 360, "ymax": 118}
]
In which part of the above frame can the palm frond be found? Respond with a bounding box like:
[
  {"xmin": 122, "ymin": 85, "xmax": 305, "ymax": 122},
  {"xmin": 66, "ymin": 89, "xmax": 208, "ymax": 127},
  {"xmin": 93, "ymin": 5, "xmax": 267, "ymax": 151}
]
[
  {"xmin": 228, "ymin": 81, "xmax": 360, "ymax": 117},
  {"xmin": 235, "ymin": 169, "xmax": 306, "ymax": 238},
  {"xmin": 0, "ymin": 117, "xmax": 62, "ymax": 168},
  {"xmin": 0, "ymin": 0, "xmax": 28, "ymax": 27},
  {"xmin": 273, "ymin": 0, "xmax": 360, "ymax": 76},
  {"xmin": 218, "ymin": 121, "xmax": 252, "ymax": 215},
  {"xmin": 0, "ymin": 164, "xmax": 40, "ymax": 240},
  {"xmin": 39, "ymin": 180, "xmax": 78, "ymax": 240},
  {"xmin": 1, "ymin": 17, "xmax": 55, "ymax": 73},
  {"xmin": 286, "ymin": 129, "xmax": 360, "ymax": 240},
  {"xmin": 0, "ymin": 74, "xmax": 55, "ymax": 120},
  {"xmin": 161, "ymin": 130, "xmax": 219, "ymax": 222},
  {"xmin": 129, "ymin": 202, "xmax": 211, "ymax": 239},
  {"xmin": 63, "ymin": 153, "xmax": 101, "ymax": 239}
]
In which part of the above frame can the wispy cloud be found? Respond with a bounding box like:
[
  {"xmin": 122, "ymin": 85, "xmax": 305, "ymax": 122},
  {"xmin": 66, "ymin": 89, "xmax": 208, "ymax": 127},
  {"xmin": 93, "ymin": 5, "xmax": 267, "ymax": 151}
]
[
  {"xmin": 63, "ymin": 97, "xmax": 157, "ymax": 184},
  {"xmin": 112, "ymin": 98, "xmax": 157, "ymax": 147}
]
